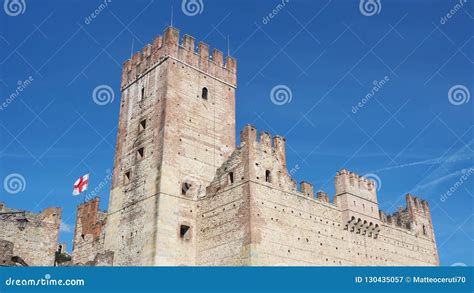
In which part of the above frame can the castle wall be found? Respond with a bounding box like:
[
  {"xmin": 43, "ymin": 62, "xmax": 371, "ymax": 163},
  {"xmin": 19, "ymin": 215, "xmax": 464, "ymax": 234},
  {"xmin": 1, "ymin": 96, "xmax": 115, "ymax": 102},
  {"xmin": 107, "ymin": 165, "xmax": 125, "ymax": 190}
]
[
  {"xmin": 92, "ymin": 26, "xmax": 439, "ymax": 267},
  {"xmin": 196, "ymin": 147, "xmax": 251, "ymax": 265},
  {"xmin": 249, "ymin": 183, "xmax": 438, "ymax": 266},
  {"xmin": 0, "ymin": 203, "xmax": 61, "ymax": 266},
  {"xmin": 103, "ymin": 26, "xmax": 237, "ymax": 266},
  {"xmin": 72, "ymin": 198, "xmax": 108, "ymax": 265},
  {"xmin": 195, "ymin": 125, "xmax": 439, "ymax": 266}
]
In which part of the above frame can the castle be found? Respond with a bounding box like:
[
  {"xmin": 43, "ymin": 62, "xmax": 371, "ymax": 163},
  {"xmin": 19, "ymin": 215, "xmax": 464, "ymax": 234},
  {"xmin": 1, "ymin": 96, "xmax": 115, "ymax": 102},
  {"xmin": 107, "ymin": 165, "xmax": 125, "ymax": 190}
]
[{"xmin": 0, "ymin": 27, "xmax": 439, "ymax": 266}]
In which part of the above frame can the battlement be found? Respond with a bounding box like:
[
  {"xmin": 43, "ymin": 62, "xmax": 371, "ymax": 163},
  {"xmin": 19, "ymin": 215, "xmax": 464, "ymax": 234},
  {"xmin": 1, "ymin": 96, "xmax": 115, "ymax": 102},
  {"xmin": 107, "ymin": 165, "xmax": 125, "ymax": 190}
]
[
  {"xmin": 0, "ymin": 202, "xmax": 61, "ymax": 225},
  {"xmin": 379, "ymin": 194, "xmax": 433, "ymax": 237},
  {"xmin": 74, "ymin": 197, "xmax": 107, "ymax": 243},
  {"xmin": 239, "ymin": 124, "xmax": 287, "ymax": 167},
  {"xmin": 335, "ymin": 168, "xmax": 377, "ymax": 203},
  {"xmin": 72, "ymin": 197, "xmax": 108, "ymax": 265},
  {"xmin": 0, "ymin": 203, "xmax": 61, "ymax": 266},
  {"xmin": 121, "ymin": 26, "xmax": 237, "ymax": 89}
]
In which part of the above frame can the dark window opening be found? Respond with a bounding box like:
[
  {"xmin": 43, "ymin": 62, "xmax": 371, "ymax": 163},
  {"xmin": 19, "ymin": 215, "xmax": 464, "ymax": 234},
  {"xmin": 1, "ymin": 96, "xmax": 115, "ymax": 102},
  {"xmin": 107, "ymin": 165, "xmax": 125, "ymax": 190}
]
[
  {"xmin": 124, "ymin": 171, "xmax": 131, "ymax": 184},
  {"xmin": 422, "ymin": 225, "xmax": 427, "ymax": 235},
  {"xmin": 137, "ymin": 147, "xmax": 144, "ymax": 160},
  {"xmin": 81, "ymin": 234, "xmax": 85, "ymax": 240},
  {"xmin": 229, "ymin": 172, "xmax": 234, "ymax": 184},
  {"xmin": 201, "ymin": 87, "xmax": 208, "ymax": 100},
  {"xmin": 265, "ymin": 170, "xmax": 271, "ymax": 183},
  {"xmin": 139, "ymin": 119, "xmax": 146, "ymax": 132},
  {"xmin": 180, "ymin": 225, "xmax": 191, "ymax": 240},
  {"xmin": 58, "ymin": 245, "xmax": 62, "ymax": 253},
  {"xmin": 141, "ymin": 87, "xmax": 145, "ymax": 100},
  {"xmin": 182, "ymin": 182, "xmax": 192, "ymax": 196}
]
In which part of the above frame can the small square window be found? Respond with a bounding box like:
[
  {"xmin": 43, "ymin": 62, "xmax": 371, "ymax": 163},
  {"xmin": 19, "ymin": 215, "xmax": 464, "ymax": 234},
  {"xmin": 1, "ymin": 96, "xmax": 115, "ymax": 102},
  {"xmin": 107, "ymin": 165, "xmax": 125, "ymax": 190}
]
[
  {"xmin": 181, "ymin": 182, "xmax": 192, "ymax": 196},
  {"xmin": 180, "ymin": 225, "xmax": 191, "ymax": 240},
  {"xmin": 137, "ymin": 147, "xmax": 144, "ymax": 160},
  {"xmin": 139, "ymin": 119, "xmax": 146, "ymax": 132},
  {"xmin": 124, "ymin": 171, "xmax": 131, "ymax": 184}
]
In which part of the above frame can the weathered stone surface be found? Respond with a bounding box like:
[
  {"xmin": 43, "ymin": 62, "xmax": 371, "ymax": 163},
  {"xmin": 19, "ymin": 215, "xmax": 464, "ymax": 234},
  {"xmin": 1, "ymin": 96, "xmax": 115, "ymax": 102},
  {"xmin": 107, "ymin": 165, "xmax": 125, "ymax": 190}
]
[
  {"xmin": 70, "ymin": 27, "xmax": 439, "ymax": 266},
  {"xmin": 0, "ymin": 203, "xmax": 61, "ymax": 266},
  {"xmin": 72, "ymin": 197, "xmax": 107, "ymax": 265}
]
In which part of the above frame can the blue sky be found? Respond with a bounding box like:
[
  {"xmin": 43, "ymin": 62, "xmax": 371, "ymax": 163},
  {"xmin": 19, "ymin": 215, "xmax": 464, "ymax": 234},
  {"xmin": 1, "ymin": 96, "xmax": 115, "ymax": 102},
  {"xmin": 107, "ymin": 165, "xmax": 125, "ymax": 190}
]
[{"xmin": 0, "ymin": 0, "xmax": 473, "ymax": 266}]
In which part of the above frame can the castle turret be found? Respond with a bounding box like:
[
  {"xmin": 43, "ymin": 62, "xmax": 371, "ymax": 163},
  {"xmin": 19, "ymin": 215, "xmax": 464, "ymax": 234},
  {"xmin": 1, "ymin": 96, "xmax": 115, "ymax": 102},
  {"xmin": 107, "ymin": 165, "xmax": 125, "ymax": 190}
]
[
  {"xmin": 334, "ymin": 169, "xmax": 380, "ymax": 237},
  {"xmin": 105, "ymin": 26, "xmax": 237, "ymax": 266}
]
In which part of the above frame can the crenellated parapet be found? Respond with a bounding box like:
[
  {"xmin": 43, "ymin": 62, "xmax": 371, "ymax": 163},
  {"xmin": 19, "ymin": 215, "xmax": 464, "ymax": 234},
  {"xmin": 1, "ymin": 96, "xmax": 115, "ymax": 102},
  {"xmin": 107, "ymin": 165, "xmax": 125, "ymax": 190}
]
[
  {"xmin": 120, "ymin": 26, "xmax": 237, "ymax": 90},
  {"xmin": 334, "ymin": 169, "xmax": 381, "ymax": 238},
  {"xmin": 335, "ymin": 168, "xmax": 377, "ymax": 202},
  {"xmin": 208, "ymin": 125, "xmax": 336, "ymax": 204},
  {"xmin": 72, "ymin": 197, "xmax": 108, "ymax": 265},
  {"xmin": 380, "ymin": 194, "xmax": 434, "ymax": 239}
]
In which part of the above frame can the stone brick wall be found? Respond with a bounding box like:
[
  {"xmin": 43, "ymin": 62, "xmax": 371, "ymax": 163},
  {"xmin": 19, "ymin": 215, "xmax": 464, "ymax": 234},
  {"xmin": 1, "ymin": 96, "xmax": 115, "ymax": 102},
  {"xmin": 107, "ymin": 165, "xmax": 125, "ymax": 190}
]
[
  {"xmin": 72, "ymin": 198, "xmax": 107, "ymax": 265},
  {"xmin": 196, "ymin": 125, "xmax": 439, "ymax": 266},
  {"xmin": 94, "ymin": 26, "xmax": 439, "ymax": 267},
  {"xmin": 0, "ymin": 203, "xmax": 61, "ymax": 266},
  {"xmin": 103, "ymin": 26, "xmax": 237, "ymax": 266}
]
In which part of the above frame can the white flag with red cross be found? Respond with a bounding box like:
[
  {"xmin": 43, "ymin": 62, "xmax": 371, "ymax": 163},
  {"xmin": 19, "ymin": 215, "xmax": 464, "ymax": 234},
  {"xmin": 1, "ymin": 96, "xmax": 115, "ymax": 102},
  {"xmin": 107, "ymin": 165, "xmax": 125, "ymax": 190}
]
[{"xmin": 73, "ymin": 174, "xmax": 89, "ymax": 196}]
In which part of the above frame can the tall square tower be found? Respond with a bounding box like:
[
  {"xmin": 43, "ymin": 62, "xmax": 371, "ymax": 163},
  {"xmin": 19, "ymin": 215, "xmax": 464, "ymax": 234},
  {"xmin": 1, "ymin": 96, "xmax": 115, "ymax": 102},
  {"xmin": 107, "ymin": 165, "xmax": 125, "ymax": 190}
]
[{"xmin": 103, "ymin": 27, "xmax": 237, "ymax": 265}]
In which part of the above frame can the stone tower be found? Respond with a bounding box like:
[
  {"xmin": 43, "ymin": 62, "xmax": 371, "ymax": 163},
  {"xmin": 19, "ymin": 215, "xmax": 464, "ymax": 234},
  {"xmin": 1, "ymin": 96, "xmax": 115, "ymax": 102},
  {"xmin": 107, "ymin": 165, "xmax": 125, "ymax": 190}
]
[{"xmin": 103, "ymin": 26, "xmax": 237, "ymax": 265}]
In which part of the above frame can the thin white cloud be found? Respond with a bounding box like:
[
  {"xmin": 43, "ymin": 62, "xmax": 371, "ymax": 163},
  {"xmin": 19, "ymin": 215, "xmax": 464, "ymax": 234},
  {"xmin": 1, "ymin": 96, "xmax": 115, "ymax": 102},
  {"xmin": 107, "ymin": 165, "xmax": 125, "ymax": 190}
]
[
  {"xmin": 369, "ymin": 139, "xmax": 473, "ymax": 173},
  {"xmin": 410, "ymin": 167, "xmax": 473, "ymax": 194},
  {"xmin": 60, "ymin": 221, "xmax": 73, "ymax": 233}
]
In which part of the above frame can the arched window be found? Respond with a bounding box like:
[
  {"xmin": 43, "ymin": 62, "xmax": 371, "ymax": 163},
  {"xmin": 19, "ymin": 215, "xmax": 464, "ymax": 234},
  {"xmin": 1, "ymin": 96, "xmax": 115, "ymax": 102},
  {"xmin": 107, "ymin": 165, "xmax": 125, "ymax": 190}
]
[
  {"xmin": 228, "ymin": 172, "xmax": 234, "ymax": 184},
  {"xmin": 201, "ymin": 87, "xmax": 208, "ymax": 100},
  {"xmin": 422, "ymin": 225, "xmax": 427, "ymax": 235},
  {"xmin": 265, "ymin": 170, "xmax": 271, "ymax": 183}
]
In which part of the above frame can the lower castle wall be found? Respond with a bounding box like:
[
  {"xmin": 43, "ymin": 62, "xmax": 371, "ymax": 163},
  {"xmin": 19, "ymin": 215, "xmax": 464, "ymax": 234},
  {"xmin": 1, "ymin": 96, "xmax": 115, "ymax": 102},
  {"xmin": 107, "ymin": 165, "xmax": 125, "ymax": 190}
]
[
  {"xmin": 249, "ymin": 182, "xmax": 438, "ymax": 266},
  {"xmin": 0, "ymin": 205, "xmax": 61, "ymax": 266},
  {"xmin": 197, "ymin": 182, "xmax": 251, "ymax": 266}
]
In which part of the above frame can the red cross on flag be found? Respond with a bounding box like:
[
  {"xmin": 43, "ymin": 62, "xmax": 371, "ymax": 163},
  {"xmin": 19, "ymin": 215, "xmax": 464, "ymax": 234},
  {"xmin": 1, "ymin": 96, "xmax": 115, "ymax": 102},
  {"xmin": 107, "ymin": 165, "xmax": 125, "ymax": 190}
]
[{"xmin": 73, "ymin": 174, "xmax": 89, "ymax": 196}]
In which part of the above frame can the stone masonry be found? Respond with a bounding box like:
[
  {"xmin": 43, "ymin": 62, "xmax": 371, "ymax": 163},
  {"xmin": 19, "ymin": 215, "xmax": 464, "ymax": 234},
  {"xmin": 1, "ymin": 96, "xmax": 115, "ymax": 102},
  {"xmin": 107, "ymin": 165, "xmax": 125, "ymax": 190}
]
[
  {"xmin": 0, "ymin": 202, "xmax": 61, "ymax": 266},
  {"xmin": 71, "ymin": 197, "xmax": 109, "ymax": 265},
  {"xmin": 70, "ymin": 26, "xmax": 439, "ymax": 266}
]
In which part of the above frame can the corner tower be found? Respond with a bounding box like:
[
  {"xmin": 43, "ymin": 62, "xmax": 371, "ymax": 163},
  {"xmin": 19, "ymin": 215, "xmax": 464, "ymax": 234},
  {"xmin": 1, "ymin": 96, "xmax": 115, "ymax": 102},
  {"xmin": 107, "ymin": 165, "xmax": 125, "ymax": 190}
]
[{"xmin": 103, "ymin": 27, "xmax": 237, "ymax": 265}]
